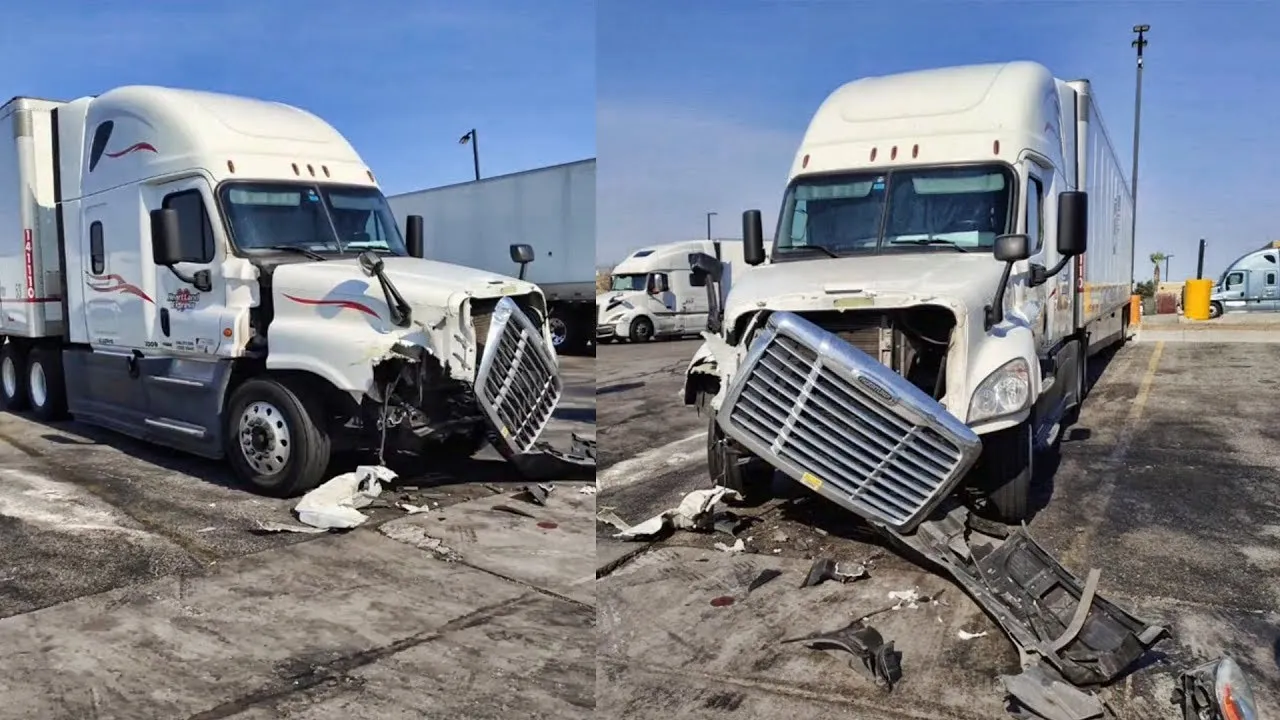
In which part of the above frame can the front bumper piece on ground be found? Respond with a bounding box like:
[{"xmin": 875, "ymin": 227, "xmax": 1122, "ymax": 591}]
[
  {"xmin": 474, "ymin": 296, "xmax": 594, "ymax": 481},
  {"xmin": 714, "ymin": 311, "xmax": 1210, "ymax": 715}
]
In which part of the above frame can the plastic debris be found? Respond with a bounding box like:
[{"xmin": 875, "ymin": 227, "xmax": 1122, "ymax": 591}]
[
  {"xmin": 252, "ymin": 520, "xmax": 329, "ymax": 535},
  {"xmin": 398, "ymin": 502, "xmax": 431, "ymax": 515},
  {"xmin": 713, "ymin": 538, "xmax": 746, "ymax": 553},
  {"xmin": 957, "ymin": 629, "xmax": 988, "ymax": 640},
  {"xmin": 614, "ymin": 487, "xmax": 742, "ymax": 540},
  {"xmin": 380, "ymin": 523, "xmax": 460, "ymax": 561},
  {"xmin": 801, "ymin": 558, "xmax": 869, "ymax": 588},
  {"xmin": 746, "ymin": 569, "xmax": 782, "ymax": 594},
  {"xmin": 578, "ymin": 485, "xmax": 598, "ymax": 495},
  {"xmin": 518, "ymin": 483, "xmax": 556, "ymax": 506},
  {"xmin": 782, "ymin": 622, "xmax": 903, "ymax": 692},
  {"xmin": 888, "ymin": 588, "xmax": 922, "ymax": 609},
  {"xmin": 294, "ymin": 466, "xmax": 397, "ymax": 530}
]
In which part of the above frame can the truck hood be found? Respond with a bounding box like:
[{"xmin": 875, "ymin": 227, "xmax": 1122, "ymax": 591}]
[
  {"xmin": 273, "ymin": 256, "xmax": 541, "ymax": 315},
  {"xmin": 724, "ymin": 254, "xmax": 1007, "ymax": 327}
]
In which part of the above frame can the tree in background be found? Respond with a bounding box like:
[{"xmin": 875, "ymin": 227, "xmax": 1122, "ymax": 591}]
[
  {"xmin": 596, "ymin": 267, "xmax": 613, "ymax": 294},
  {"xmin": 1149, "ymin": 251, "xmax": 1167, "ymax": 287}
]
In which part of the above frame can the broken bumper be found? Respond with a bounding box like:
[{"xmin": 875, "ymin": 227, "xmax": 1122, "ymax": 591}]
[
  {"xmin": 474, "ymin": 297, "xmax": 595, "ymax": 479},
  {"xmin": 716, "ymin": 310, "xmax": 982, "ymax": 533}
]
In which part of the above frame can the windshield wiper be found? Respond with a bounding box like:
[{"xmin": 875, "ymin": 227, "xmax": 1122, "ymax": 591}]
[
  {"xmin": 265, "ymin": 245, "xmax": 328, "ymax": 261},
  {"xmin": 782, "ymin": 244, "xmax": 840, "ymax": 259},
  {"xmin": 888, "ymin": 237, "xmax": 969, "ymax": 253}
]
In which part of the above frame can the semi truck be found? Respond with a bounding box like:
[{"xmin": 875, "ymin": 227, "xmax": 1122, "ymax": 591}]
[
  {"xmin": 0, "ymin": 86, "xmax": 579, "ymax": 498},
  {"xmin": 678, "ymin": 63, "xmax": 1205, "ymax": 707},
  {"xmin": 387, "ymin": 160, "xmax": 596, "ymax": 354},
  {"xmin": 1209, "ymin": 241, "xmax": 1280, "ymax": 317},
  {"xmin": 597, "ymin": 239, "xmax": 744, "ymax": 342}
]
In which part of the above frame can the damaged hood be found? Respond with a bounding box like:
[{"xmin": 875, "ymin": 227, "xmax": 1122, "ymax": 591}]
[
  {"xmin": 723, "ymin": 254, "xmax": 1006, "ymax": 328},
  {"xmin": 273, "ymin": 256, "xmax": 542, "ymax": 315}
]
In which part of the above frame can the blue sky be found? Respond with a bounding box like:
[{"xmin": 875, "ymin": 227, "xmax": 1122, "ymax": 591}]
[
  {"xmin": 597, "ymin": 0, "xmax": 1280, "ymax": 279},
  {"xmin": 0, "ymin": 0, "xmax": 594, "ymax": 195}
]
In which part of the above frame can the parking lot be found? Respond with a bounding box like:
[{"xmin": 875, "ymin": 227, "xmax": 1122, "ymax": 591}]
[
  {"xmin": 596, "ymin": 336, "xmax": 1280, "ymax": 719},
  {"xmin": 0, "ymin": 355, "xmax": 595, "ymax": 720}
]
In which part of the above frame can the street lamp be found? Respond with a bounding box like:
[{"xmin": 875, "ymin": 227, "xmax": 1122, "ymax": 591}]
[
  {"xmin": 458, "ymin": 129, "xmax": 480, "ymax": 181},
  {"xmin": 1129, "ymin": 24, "xmax": 1149, "ymax": 288},
  {"xmin": 705, "ymin": 211, "xmax": 717, "ymax": 240},
  {"xmin": 1164, "ymin": 254, "xmax": 1173, "ymax": 283}
]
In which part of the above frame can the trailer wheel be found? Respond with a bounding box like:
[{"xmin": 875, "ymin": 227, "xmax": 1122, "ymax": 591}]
[
  {"xmin": 706, "ymin": 409, "xmax": 773, "ymax": 504},
  {"xmin": 629, "ymin": 316, "xmax": 654, "ymax": 343},
  {"xmin": 224, "ymin": 377, "xmax": 331, "ymax": 498},
  {"xmin": 0, "ymin": 343, "xmax": 29, "ymax": 411},
  {"xmin": 971, "ymin": 421, "xmax": 1033, "ymax": 524},
  {"xmin": 26, "ymin": 347, "xmax": 67, "ymax": 421},
  {"xmin": 548, "ymin": 305, "xmax": 584, "ymax": 354},
  {"xmin": 1209, "ymin": 301, "xmax": 1223, "ymax": 319}
]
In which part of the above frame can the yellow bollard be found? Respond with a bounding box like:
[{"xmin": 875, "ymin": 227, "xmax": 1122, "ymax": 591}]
[
  {"xmin": 1183, "ymin": 278, "xmax": 1214, "ymax": 320},
  {"xmin": 1129, "ymin": 294, "xmax": 1142, "ymax": 326}
]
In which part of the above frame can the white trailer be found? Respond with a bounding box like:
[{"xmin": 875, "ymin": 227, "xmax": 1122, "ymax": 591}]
[
  {"xmin": 597, "ymin": 239, "xmax": 743, "ymax": 342},
  {"xmin": 0, "ymin": 88, "xmax": 583, "ymax": 497},
  {"xmin": 388, "ymin": 160, "xmax": 596, "ymax": 354}
]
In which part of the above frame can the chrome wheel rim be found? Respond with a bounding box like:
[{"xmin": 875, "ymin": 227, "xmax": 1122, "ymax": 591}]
[
  {"xmin": 238, "ymin": 401, "xmax": 291, "ymax": 475},
  {"xmin": 549, "ymin": 317, "xmax": 568, "ymax": 347},
  {"xmin": 1, "ymin": 356, "xmax": 15, "ymax": 399},
  {"xmin": 29, "ymin": 361, "xmax": 46, "ymax": 408}
]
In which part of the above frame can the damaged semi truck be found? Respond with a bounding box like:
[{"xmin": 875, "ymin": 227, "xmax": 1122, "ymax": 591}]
[
  {"xmin": 683, "ymin": 62, "xmax": 1257, "ymax": 717},
  {"xmin": 0, "ymin": 87, "xmax": 588, "ymax": 497}
]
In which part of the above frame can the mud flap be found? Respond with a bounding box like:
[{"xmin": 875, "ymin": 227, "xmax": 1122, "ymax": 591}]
[
  {"xmin": 504, "ymin": 432, "xmax": 596, "ymax": 482},
  {"xmin": 893, "ymin": 507, "xmax": 1167, "ymax": 687}
]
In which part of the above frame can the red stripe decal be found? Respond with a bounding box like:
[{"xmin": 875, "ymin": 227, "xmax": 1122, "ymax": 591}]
[
  {"xmin": 86, "ymin": 273, "xmax": 154, "ymax": 304},
  {"xmin": 104, "ymin": 142, "xmax": 157, "ymax": 158},
  {"xmin": 284, "ymin": 294, "xmax": 378, "ymax": 318}
]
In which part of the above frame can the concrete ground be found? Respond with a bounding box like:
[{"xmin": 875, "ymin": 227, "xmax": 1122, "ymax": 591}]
[
  {"xmin": 0, "ymin": 355, "xmax": 594, "ymax": 720},
  {"xmin": 596, "ymin": 337, "xmax": 1280, "ymax": 719}
]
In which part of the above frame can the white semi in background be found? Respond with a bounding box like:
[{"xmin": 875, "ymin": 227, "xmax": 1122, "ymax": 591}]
[
  {"xmin": 0, "ymin": 87, "xmax": 575, "ymax": 497},
  {"xmin": 597, "ymin": 239, "xmax": 744, "ymax": 342},
  {"xmin": 388, "ymin": 160, "xmax": 596, "ymax": 354}
]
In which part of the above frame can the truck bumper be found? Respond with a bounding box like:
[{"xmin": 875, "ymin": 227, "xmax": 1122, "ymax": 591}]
[{"xmin": 596, "ymin": 324, "xmax": 617, "ymax": 340}]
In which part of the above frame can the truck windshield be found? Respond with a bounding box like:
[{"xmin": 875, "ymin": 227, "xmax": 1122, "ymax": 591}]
[
  {"xmin": 610, "ymin": 274, "xmax": 647, "ymax": 292},
  {"xmin": 774, "ymin": 164, "xmax": 1015, "ymax": 257},
  {"xmin": 218, "ymin": 182, "xmax": 408, "ymax": 256}
]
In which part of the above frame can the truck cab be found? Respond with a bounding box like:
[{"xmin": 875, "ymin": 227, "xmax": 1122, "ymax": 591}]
[
  {"xmin": 597, "ymin": 239, "xmax": 743, "ymax": 342},
  {"xmin": 1209, "ymin": 244, "xmax": 1280, "ymax": 317},
  {"xmin": 0, "ymin": 87, "xmax": 573, "ymax": 496}
]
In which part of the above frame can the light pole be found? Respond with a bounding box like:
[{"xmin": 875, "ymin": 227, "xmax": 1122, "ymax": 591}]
[
  {"xmin": 458, "ymin": 129, "xmax": 480, "ymax": 181},
  {"xmin": 1164, "ymin": 254, "xmax": 1173, "ymax": 283},
  {"xmin": 1129, "ymin": 24, "xmax": 1149, "ymax": 288},
  {"xmin": 705, "ymin": 211, "xmax": 717, "ymax": 240}
]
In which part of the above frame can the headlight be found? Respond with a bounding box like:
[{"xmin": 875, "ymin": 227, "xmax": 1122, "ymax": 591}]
[
  {"xmin": 1214, "ymin": 657, "xmax": 1257, "ymax": 720},
  {"xmin": 1174, "ymin": 656, "xmax": 1257, "ymax": 720},
  {"xmin": 968, "ymin": 357, "xmax": 1030, "ymax": 423}
]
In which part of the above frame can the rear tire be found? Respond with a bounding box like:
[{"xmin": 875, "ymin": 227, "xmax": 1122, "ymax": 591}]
[
  {"xmin": 224, "ymin": 377, "xmax": 331, "ymax": 498},
  {"xmin": 548, "ymin": 306, "xmax": 577, "ymax": 354},
  {"xmin": 972, "ymin": 421, "xmax": 1033, "ymax": 524},
  {"xmin": 629, "ymin": 316, "xmax": 654, "ymax": 343},
  {"xmin": 26, "ymin": 347, "xmax": 67, "ymax": 421},
  {"xmin": 0, "ymin": 343, "xmax": 29, "ymax": 411},
  {"xmin": 706, "ymin": 410, "xmax": 773, "ymax": 504}
]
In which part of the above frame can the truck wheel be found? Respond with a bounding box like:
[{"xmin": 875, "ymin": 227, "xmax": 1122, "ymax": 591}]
[
  {"xmin": 971, "ymin": 421, "xmax": 1033, "ymax": 524},
  {"xmin": 629, "ymin": 316, "xmax": 654, "ymax": 343},
  {"xmin": 1209, "ymin": 301, "xmax": 1222, "ymax": 319},
  {"xmin": 706, "ymin": 411, "xmax": 773, "ymax": 504},
  {"xmin": 0, "ymin": 343, "xmax": 29, "ymax": 411},
  {"xmin": 419, "ymin": 422, "xmax": 489, "ymax": 460},
  {"xmin": 224, "ymin": 377, "xmax": 331, "ymax": 498},
  {"xmin": 548, "ymin": 306, "xmax": 579, "ymax": 354},
  {"xmin": 26, "ymin": 347, "xmax": 68, "ymax": 421}
]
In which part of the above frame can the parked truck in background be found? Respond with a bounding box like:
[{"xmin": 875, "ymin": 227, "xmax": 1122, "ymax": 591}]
[
  {"xmin": 0, "ymin": 87, "xmax": 574, "ymax": 498},
  {"xmin": 1209, "ymin": 241, "xmax": 1280, "ymax": 317},
  {"xmin": 597, "ymin": 239, "xmax": 744, "ymax": 342},
  {"xmin": 684, "ymin": 61, "xmax": 1134, "ymax": 527},
  {"xmin": 387, "ymin": 160, "xmax": 596, "ymax": 354}
]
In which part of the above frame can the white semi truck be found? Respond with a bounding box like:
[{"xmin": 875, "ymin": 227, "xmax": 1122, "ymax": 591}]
[
  {"xmin": 0, "ymin": 86, "xmax": 582, "ymax": 497},
  {"xmin": 678, "ymin": 63, "xmax": 1213, "ymax": 707},
  {"xmin": 387, "ymin": 160, "xmax": 596, "ymax": 354}
]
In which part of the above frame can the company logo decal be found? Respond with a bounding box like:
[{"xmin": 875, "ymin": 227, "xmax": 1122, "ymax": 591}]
[
  {"xmin": 856, "ymin": 375, "xmax": 899, "ymax": 406},
  {"xmin": 88, "ymin": 120, "xmax": 157, "ymax": 172},
  {"xmin": 168, "ymin": 288, "xmax": 201, "ymax": 312}
]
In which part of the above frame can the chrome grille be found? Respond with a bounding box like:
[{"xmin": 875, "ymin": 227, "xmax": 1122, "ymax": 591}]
[
  {"xmin": 474, "ymin": 296, "xmax": 561, "ymax": 456},
  {"xmin": 718, "ymin": 311, "xmax": 981, "ymax": 532}
]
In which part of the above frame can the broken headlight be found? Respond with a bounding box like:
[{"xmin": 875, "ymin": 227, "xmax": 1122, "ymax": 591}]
[
  {"xmin": 1174, "ymin": 656, "xmax": 1257, "ymax": 720},
  {"xmin": 968, "ymin": 357, "xmax": 1030, "ymax": 423}
]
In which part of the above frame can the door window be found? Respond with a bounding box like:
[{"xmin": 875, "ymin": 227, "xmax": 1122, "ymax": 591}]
[
  {"xmin": 689, "ymin": 271, "xmax": 707, "ymax": 288},
  {"xmin": 1227, "ymin": 271, "xmax": 1244, "ymax": 288},
  {"xmin": 1026, "ymin": 176, "xmax": 1044, "ymax": 251},
  {"xmin": 162, "ymin": 190, "xmax": 216, "ymax": 263},
  {"xmin": 1268, "ymin": 272, "xmax": 1276, "ymax": 286}
]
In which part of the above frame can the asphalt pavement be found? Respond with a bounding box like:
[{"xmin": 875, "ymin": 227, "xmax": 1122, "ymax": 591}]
[
  {"xmin": 595, "ymin": 336, "xmax": 1280, "ymax": 719},
  {"xmin": 0, "ymin": 355, "xmax": 595, "ymax": 719}
]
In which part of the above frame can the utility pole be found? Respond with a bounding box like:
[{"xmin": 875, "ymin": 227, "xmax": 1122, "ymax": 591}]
[
  {"xmin": 458, "ymin": 129, "xmax": 480, "ymax": 181},
  {"xmin": 706, "ymin": 211, "xmax": 717, "ymax": 240},
  {"xmin": 1129, "ymin": 24, "xmax": 1149, "ymax": 289},
  {"xmin": 1164, "ymin": 254, "xmax": 1173, "ymax": 283}
]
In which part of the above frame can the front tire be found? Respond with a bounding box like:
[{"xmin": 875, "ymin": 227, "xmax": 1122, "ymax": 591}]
[
  {"xmin": 1209, "ymin": 301, "xmax": 1223, "ymax": 319},
  {"xmin": 26, "ymin": 347, "xmax": 67, "ymax": 421},
  {"xmin": 224, "ymin": 377, "xmax": 331, "ymax": 497},
  {"xmin": 629, "ymin": 316, "xmax": 654, "ymax": 343},
  {"xmin": 0, "ymin": 342, "xmax": 29, "ymax": 411},
  {"xmin": 706, "ymin": 411, "xmax": 773, "ymax": 504},
  {"xmin": 971, "ymin": 421, "xmax": 1033, "ymax": 524}
]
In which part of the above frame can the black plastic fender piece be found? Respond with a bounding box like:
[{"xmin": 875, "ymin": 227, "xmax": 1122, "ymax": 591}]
[
  {"xmin": 782, "ymin": 622, "xmax": 903, "ymax": 691},
  {"xmin": 893, "ymin": 508, "xmax": 1167, "ymax": 687},
  {"xmin": 504, "ymin": 432, "xmax": 596, "ymax": 482}
]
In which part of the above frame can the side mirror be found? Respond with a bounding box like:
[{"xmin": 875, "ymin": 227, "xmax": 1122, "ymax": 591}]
[
  {"xmin": 357, "ymin": 250, "xmax": 384, "ymax": 277},
  {"xmin": 688, "ymin": 252, "xmax": 724, "ymax": 283},
  {"xmin": 742, "ymin": 210, "xmax": 765, "ymax": 266},
  {"xmin": 994, "ymin": 233, "xmax": 1031, "ymax": 263},
  {"xmin": 1056, "ymin": 191, "xmax": 1088, "ymax": 256},
  {"xmin": 405, "ymin": 215, "xmax": 424, "ymax": 258},
  {"xmin": 509, "ymin": 243, "xmax": 535, "ymax": 265},
  {"xmin": 149, "ymin": 208, "xmax": 183, "ymax": 266}
]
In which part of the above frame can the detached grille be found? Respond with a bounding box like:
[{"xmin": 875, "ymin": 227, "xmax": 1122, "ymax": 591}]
[
  {"xmin": 474, "ymin": 296, "xmax": 561, "ymax": 456},
  {"xmin": 718, "ymin": 311, "xmax": 981, "ymax": 532}
]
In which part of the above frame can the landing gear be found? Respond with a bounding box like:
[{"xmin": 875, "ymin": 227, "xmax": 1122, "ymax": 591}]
[{"xmin": 225, "ymin": 377, "xmax": 331, "ymax": 497}]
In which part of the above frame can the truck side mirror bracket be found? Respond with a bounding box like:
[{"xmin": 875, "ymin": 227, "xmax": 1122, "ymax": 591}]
[{"xmin": 689, "ymin": 252, "xmax": 725, "ymax": 333}]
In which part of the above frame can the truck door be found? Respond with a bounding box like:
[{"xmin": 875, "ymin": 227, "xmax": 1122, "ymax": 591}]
[
  {"xmin": 1221, "ymin": 270, "xmax": 1247, "ymax": 312},
  {"xmin": 1261, "ymin": 269, "xmax": 1278, "ymax": 312},
  {"xmin": 147, "ymin": 180, "xmax": 225, "ymax": 356},
  {"xmin": 684, "ymin": 269, "xmax": 711, "ymax": 333},
  {"xmin": 647, "ymin": 271, "xmax": 677, "ymax": 334}
]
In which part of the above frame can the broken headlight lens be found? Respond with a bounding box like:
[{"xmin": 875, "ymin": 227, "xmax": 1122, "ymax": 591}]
[
  {"xmin": 1214, "ymin": 657, "xmax": 1257, "ymax": 720},
  {"xmin": 968, "ymin": 357, "xmax": 1030, "ymax": 423}
]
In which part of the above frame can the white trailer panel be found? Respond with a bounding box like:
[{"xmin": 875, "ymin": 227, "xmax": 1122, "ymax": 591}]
[{"xmin": 0, "ymin": 98, "xmax": 64, "ymax": 338}]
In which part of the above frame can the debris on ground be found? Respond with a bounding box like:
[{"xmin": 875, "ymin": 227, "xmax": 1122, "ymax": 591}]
[
  {"xmin": 1000, "ymin": 663, "xmax": 1105, "ymax": 720},
  {"xmin": 397, "ymin": 502, "xmax": 431, "ymax": 515},
  {"xmin": 578, "ymin": 485, "xmax": 597, "ymax": 495},
  {"xmin": 380, "ymin": 523, "xmax": 460, "ymax": 561},
  {"xmin": 957, "ymin": 629, "xmax": 988, "ymax": 640},
  {"xmin": 800, "ymin": 558, "xmax": 869, "ymax": 588},
  {"xmin": 251, "ymin": 520, "xmax": 329, "ymax": 535},
  {"xmin": 713, "ymin": 510, "xmax": 753, "ymax": 536},
  {"xmin": 518, "ymin": 483, "xmax": 556, "ymax": 506},
  {"xmin": 492, "ymin": 504, "xmax": 537, "ymax": 519},
  {"xmin": 888, "ymin": 588, "xmax": 922, "ymax": 609},
  {"xmin": 782, "ymin": 621, "xmax": 903, "ymax": 692},
  {"xmin": 614, "ymin": 487, "xmax": 742, "ymax": 540},
  {"xmin": 596, "ymin": 508, "xmax": 631, "ymax": 532},
  {"xmin": 713, "ymin": 538, "xmax": 746, "ymax": 553},
  {"xmin": 294, "ymin": 466, "xmax": 397, "ymax": 529},
  {"xmin": 746, "ymin": 568, "xmax": 782, "ymax": 594}
]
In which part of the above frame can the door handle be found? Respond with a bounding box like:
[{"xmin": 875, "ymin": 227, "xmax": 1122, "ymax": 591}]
[{"xmin": 160, "ymin": 309, "xmax": 171, "ymax": 337}]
